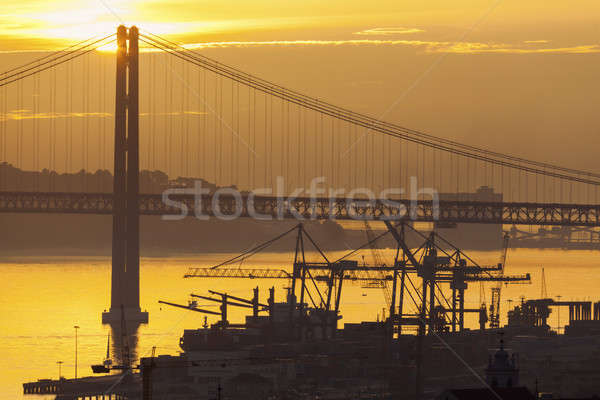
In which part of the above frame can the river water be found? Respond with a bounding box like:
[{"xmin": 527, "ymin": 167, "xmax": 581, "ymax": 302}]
[{"xmin": 2, "ymin": 249, "xmax": 599, "ymax": 399}]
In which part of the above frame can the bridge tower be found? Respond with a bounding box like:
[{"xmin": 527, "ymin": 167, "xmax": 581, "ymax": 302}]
[{"xmin": 102, "ymin": 25, "xmax": 148, "ymax": 324}]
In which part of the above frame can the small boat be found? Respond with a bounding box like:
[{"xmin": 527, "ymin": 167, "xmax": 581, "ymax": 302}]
[{"xmin": 92, "ymin": 333, "xmax": 112, "ymax": 373}]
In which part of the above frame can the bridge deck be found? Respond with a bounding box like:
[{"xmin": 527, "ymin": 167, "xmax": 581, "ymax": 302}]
[{"xmin": 0, "ymin": 191, "xmax": 598, "ymax": 226}]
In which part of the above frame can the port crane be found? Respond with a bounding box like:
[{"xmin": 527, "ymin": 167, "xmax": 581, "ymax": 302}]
[
  {"xmin": 361, "ymin": 221, "xmax": 393, "ymax": 311},
  {"xmin": 382, "ymin": 222, "xmax": 530, "ymax": 333},
  {"xmin": 181, "ymin": 222, "xmax": 532, "ymax": 400},
  {"xmin": 183, "ymin": 224, "xmax": 391, "ymax": 318},
  {"xmin": 489, "ymin": 233, "xmax": 510, "ymax": 329},
  {"xmin": 382, "ymin": 222, "xmax": 530, "ymax": 400},
  {"xmin": 183, "ymin": 222, "xmax": 530, "ymax": 335},
  {"xmin": 159, "ymin": 286, "xmax": 274, "ymax": 329}
]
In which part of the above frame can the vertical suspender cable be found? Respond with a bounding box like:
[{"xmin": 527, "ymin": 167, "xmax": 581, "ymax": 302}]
[
  {"xmin": 253, "ymin": 88, "xmax": 256, "ymax": 189},
  {"xmin": 218, "ymin": 72, "xmax": 223, "ymax": 185},
  {"xmin": 84, "ymin": 54, "xmax": 89, "ymax": 191},
  {"xmin": 287, "ymin": 101, "xmax": 290, "ymax": 192},
  {"xmin": 501, "ymin": 163, "xmax": 504, "ymax": 203},
  {"xmin": 67, "ymin": 60, "xmax": 72, "ymax": 188},
  {"xmin": 330, "ymin": 118, "xmax": 334, "ymax": 190},
  {"xmin": 1, "ymin": 80, "xmax": 5, "ymax": 189},
  {"xmin": 423, "ymin": 146, "xmax": 426, "ymax": 201},
  {"xmin": 320, "ymin": 111, "xmax": 323, "ymax": 181},
  {"xmin": 281, "ymin": 97, "xmax": 285, "ymax": 189},
  {"xmin": 231, "ymin": 78, "xmax": 235, "ymax": 186},
  {"xmin": 202, "ymin": 66, "xmax": 207, "ymax": 182},
  {"xmin": 97, "ymin": 53, "xmax": 102, "ymax": 191},
  {"xmin": 248, "ymin": 85, "xmax": 251, "ymax": 190},
  {"xmin": 100, "ymin": 54, "xmax": 106, "ymax": 190},
  {"xmin": 301, "ymin": 106, "xmax": 305, "ymax": 189},
  {"xmin": 370, "ymin": 128, "xmax": 374, "ymax": 192},
  {"xmin": 297, "ymin": 104, "xmax": 301, "ymax": 190},
  {"xmin": 52, "ymin": 65, "xmax": 57, "ymax": 190},
  {"xmin": 491, "ymin": 160, "xmax": 494, "ymax": 194},
  {"xmin": 264, "ymin": 91, "xmax": 268, "ymax": 187},
  {"xmin": 33, "ymin": 71, "xmax": 38, "ymax": 190},
  {"xmin": 229, "ymin": 77, "xmax": 237, "ymax": 185},
  {"xmin": 18, "ymin": 79, "xmax": 23, "ymax": 188},
  {"xmin": 236, "ymin": 81, "xmax": 240, "ymax": 188},
  {"xmin": 440, "ymin": 150, "xmax": 444, "ymax": 193},
  {"xmin": 0, "ymin": 78, "xmax": 3, "ymax": 189},
  {"xmin": 269, "ymin": 93, "xmax": 273, "ymax": 189},
  {"xmin": 432, "ymin": 148, "xmax": 436, "ymax": 196},
  {"xmin": 350, "ymin": 123, "xmax": 355, "ymax": 190},
  {"xmin": 197, "ymin": 62, "xmax": 203, "ymax": 180},
  {"xmin": 388, "ymin": 129, "xmax": 392, "ymax": 191},
  {"xmin": 151, "ymin": 52, "xmax": 156, "ymax": 173},
  {"xmin": 168, "ymin": 54, "xmax": 173, "ymax": 180},
  {"xmin": 183, "ymin": 61, "xmax": 187, "ymax": 178}
]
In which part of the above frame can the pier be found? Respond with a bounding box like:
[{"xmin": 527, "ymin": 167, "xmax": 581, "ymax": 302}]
[{"xmin": 23, "ymin": 375, "xmax": 135, "ymax": 399}]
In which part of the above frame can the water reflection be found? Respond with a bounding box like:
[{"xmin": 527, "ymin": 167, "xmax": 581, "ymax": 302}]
[
  {"xmin": 4, "ymin": 251, "xmax": 600, "ymax": 399},
  {"xmin": 108, "ymin": 322, "xmax": 141, "ymax": 369}
]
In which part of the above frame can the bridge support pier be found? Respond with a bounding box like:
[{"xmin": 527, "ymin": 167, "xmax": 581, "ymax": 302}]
[{"xmin": 102, "ymin": 25, "xmax": 147, "ymax": 324}]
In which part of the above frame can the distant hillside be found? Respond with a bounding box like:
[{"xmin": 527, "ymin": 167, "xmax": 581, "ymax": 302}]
[
  {"xmin": 0, "ymin": 164, "xmax": 500, "ymax": 257},
  {"xmin": 0, "ymin": 164, "xmax": 372, "ymax": 257}
]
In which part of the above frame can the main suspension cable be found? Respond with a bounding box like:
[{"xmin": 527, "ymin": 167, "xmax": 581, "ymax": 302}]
[
  {"xmin": 139, "ymin": 30, "xmax": 600, "ymax": 180},
  {"xmin": 138, "ymin": 34, "xmax": 600, "ymax": 186},
  {"xmin": 0, "ymin": 36, "xmax": 116, "ymax": 88}
]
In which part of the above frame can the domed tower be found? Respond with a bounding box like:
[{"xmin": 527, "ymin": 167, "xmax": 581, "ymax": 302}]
[{"xmin": 485, "ymin": 335, "xmax": 519, "ymax": 388}]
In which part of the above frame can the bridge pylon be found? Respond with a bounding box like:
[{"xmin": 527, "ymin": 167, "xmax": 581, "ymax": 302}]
[{"xmin": 102, "ymin": 25, "xmax": 148, "ymax": 324}]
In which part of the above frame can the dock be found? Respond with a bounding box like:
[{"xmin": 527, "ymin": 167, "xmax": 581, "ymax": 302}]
[{"xmin": 23, "ymin": 374, "xmax": 135, "ymax": 399}]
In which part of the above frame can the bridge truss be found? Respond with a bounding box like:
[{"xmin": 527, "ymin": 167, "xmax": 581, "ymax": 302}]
[{"xmin": 0, "ymin": 191, "xmax": 598, "ymax": 226}]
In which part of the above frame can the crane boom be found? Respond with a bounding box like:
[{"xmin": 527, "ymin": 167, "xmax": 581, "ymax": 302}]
[
  {"xmin": 185, "ymin": 267, "xmax": 291, "ymax": 279},
  {"xmin": 184, "ymin": 266, "xmax": 396, "ymax": 282},
  {"xmin": 158, "ymin": 300, "xmax": 221, "ymax": 315}
]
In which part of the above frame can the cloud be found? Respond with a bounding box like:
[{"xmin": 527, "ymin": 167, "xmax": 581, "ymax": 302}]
[
  {"xmin": 163, "ymin": 39, "xmax": 600, "ymax": 55},
  {"xmin": 0, "ymin": 110, "xmax": 112, "ymax": 122},
  {"xmin": 179, "ymin": 39, "xmax": 437, "ymax": 49},
  {"xmin": 0, "ymin": 110, "xmax": 208, "ymax": 122},
  {"xmin": 354, "ymin": 27, "xmax": 424, "ymax": 36},
  {"xmin": 2, "ymin": 36, "xmax": 597, "ymax": 56},
  {"xmin": 524, "ymin": 40, "xmax": 550, "ymax": 44},
  {"xmin": 437, "ymin": 43, "xmax": 600, "ymax": 54}
]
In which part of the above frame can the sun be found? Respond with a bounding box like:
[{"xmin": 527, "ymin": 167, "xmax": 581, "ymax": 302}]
[{"xmin": 0, "ymin": 0, "xmax": 192, "ymax": 50}]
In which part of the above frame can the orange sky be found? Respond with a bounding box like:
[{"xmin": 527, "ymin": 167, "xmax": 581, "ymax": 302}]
[
  {"xmin": 1, "ymin": 1, "xmax": 600, "ymax": 178},
  {"xmin": 2, "ymin": 1, "xmax": 599, "ymax": 52}
]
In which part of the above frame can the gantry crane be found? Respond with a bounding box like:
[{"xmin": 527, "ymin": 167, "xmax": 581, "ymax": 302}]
[
  {"xmin": 184, "ymin": 222, "xmax": 530, "ymax": 336},
  {"xmin": 183, "ymin": 222, "xmax": 530, "ymax": 334},
  {"xmin": 180, "ymin": 224, "xmax": 350, "ymax": 340},
  {"xmin": 383, "ymin": 222, "xmax": 530, "ymax": 333},
  {"xmin": 159, "ymin": 286, "xmax": 273, "ymax": 329},
  {"xmin": 382, "ymin": 221, "xmax": 529, "ymax": 400},
  {"xmin": 179, "ymin": 222, "xmax": 532, "ymax": 400},
  {"xmin": 362, "ymin": 221, "xmax": 393, "ymax": 310},
  {"xmin": 184, "ymin": 224, "xmax": 398, "ymax": 321},
  {"xmin": 489, "ymin": 233, "xmax": 510, "ymax": 329}
]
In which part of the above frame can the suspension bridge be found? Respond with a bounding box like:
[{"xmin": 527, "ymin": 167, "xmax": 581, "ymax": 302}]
[{"xmin": 1, "ymin": 25, "xmax": 599, "ymax": 321}]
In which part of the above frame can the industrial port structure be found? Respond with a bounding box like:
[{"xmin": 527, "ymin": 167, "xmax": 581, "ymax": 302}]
[{"xmin": 7, "ymin": 24, "xmax": 600, "ymax": 400}]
